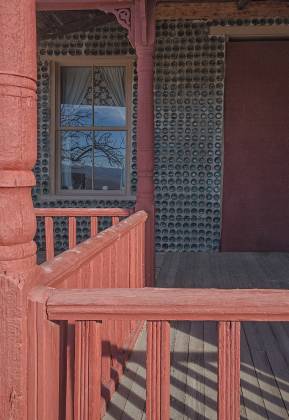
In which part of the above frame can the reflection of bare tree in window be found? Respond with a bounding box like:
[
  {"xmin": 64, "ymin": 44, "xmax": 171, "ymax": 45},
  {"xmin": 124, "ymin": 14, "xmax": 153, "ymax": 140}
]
[
  {"xmin": 62, "ymin": 131, "xmax": 125, "ymax": 167},
  {"xmin": 60, "ymin": 66, "xmax": 127, "ymax": 190},
  {"xmin": 60, "ymin": 85, "xmax": 92, "ymax": 127}
]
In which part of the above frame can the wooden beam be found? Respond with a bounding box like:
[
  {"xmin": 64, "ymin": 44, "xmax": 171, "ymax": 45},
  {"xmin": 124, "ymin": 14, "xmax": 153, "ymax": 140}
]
[
  {"xmin": 47, "ymin": 288, "xmax": 289, "ymax": 321},
  {"xmin": 209, "ymin": 23, "xmax": 289, "ymax": 38},
  {"xmin": 156, "ymin": 1, "xmax": 289, "ymax": 20},
  {"xmin": 37, "ymin": 0, "xmax": 133, "ymax": 12}
]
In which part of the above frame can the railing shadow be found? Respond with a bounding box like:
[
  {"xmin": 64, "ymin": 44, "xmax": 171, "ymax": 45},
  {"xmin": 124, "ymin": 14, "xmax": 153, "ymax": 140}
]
[{"xmin": 104, "ymin": 319, "xmax": 289, "ymax": 419}]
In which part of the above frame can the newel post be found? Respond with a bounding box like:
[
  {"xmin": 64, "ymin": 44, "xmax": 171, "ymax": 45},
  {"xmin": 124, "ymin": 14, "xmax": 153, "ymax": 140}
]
[
  {"xmin": 134, "ymin": 0, "xmax": 156, "ymax": 286},
  {"xmin": 0, "ymin": 0, "xmax": 38, "ymax": 418}
]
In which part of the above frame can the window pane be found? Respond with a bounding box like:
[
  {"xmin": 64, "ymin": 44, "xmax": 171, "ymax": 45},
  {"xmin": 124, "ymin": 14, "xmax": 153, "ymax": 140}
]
[
  {"xmin": 93, "ymin": 67, "xmax": 126, "ymax": 127},
  {"xmin": 93, "ymin": 131, "xmax": 126, "ymax": 191},
  {"xmin": 60, "ymin": 67, "xmax": 93, "ymax": 127},
  {"xmin": 60, "ymin": 131, "xmax": 93, "ymax": 190}
]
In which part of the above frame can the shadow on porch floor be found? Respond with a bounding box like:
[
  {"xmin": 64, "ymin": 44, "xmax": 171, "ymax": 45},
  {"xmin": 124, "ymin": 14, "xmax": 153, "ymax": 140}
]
[{"xmin": 104, "ymin": 252, "xmax": 289, "ymax": 420}]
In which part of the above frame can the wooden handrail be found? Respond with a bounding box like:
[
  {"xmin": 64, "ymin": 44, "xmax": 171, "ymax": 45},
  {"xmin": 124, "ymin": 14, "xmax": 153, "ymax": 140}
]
[
  {"xmin": 28, "ymin": 211, "xmax": 147, "ymax": 420},
  {"xmin": 47, "ymin": 287, "xmax": 289, "ymax": 321},
  {"xmin": 40, "ymin": 211, "xmax": 147, "ymax": 288},
  {"xmin": 35, "ymin": 207, "xmax": 133, "ymax": 262},
  {"xmin": 45, "ymin": 286, "xmax": 289, "ymax": 420},
  {"xmin": 35, "ymin": 208, "xmax": 132, "ymax": 217}
]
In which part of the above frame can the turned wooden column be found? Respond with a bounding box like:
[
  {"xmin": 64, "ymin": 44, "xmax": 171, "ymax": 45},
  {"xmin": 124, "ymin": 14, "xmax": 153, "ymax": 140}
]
[
  {"xmin": 135, "ymin": 44, "xmax": 156, "ymax": 287},
  {"xmin": 0, "ymin": 0, "xmax": 38, "ymax": 418}
]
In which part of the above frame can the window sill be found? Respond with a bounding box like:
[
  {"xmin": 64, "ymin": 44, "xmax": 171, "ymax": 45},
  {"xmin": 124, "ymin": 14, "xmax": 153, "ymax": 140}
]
[{"xmin": 38, "ymin": 193, "xmax": 136, "ymax": 202}]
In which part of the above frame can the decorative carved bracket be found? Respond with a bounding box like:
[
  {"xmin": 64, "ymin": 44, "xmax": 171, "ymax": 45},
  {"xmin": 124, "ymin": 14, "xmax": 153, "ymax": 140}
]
[
  {"xmin": 97, "ymin": 0, "xmax": 156, "ymax": 49},
  {"xmin": 96, "ymin": 5, "xmax": 135, "ymax": 46},
  {"xmin": 114, "ymin": 8, "xmax": 132, "ymax": 32}
]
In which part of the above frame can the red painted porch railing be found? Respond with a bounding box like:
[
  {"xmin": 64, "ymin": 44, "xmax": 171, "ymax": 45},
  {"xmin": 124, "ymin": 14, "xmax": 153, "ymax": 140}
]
[
  {"xmin": 35, "ymin": 207, "xmax": 132, "ymax": 262},
  {"xmin": 45, "ymin": 288, "xmax": 289, "ymax": 420},
  {"xmin": 28, "ymin": 211, "xmax": 146, "ymax": 420}
]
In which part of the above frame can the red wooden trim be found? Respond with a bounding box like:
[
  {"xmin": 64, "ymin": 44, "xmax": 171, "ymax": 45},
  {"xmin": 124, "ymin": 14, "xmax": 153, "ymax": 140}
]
[
  {"xmin": 112, "ymin": 216, "xmax": 119, "ymax": 226},
  {"xmin": 65, "ymin": 322, "xmax": 75, "ymax": 418},
  {"xmin": 27, "ymin": 287, "xmax": 60, "ymax": 420},
  {"xmin": 39, "ymin": 211, "xmax": 147, "ymax": 287},
  {"xmin": 90, "ymin": 216, "xmax": 98, "ymax": 237},
  {"xmin": 35, "ymin": 208, "xmax": 131, "ymax": 217},
  {"xmin": 36, "ymin": 0, "xmax": 133, "ymax": 11},
  {"xmin": 74, "ymin": 321, "xmax": 102, "ymax": 420},
  {"xmin": 44, "ymin": 216, "xmax": 54, "ymax": 261},
  {"xmin": 218, "ymin": 322, "xmax": 240, "ymax": 420},
  {"xmin": 68, "ymin": 216, "xmax": 77, "ymax": 248},
  {"xmin": 0, "ymin": 0, "xmax": 38, "ymax": 416},
  {"xmin": 47, "ymin": 288, "xmax": 289, "ymax": 321},
  {"xmin": 146, "ymin": 321, "xmax": 170, "ymax": 420}
]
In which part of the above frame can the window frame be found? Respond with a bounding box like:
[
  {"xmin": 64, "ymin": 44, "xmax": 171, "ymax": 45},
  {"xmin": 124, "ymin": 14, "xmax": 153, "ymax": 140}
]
[{"xmin": 49, "ymin": 56, "xmax": 134, "ymax": 198}]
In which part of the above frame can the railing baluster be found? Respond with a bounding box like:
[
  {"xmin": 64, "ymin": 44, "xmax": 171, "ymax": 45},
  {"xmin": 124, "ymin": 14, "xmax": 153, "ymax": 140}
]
[
  {"xmin": 69, "ymin": 216, "xmax": 77, "ymax": 249},
  {"xmin": 44, "ymin": 216, "xmax": 54, "ymax": 261},
  {"xmin": 35, "ymin": 208, "xmax": 132, "ymax": 261},
  {"xmin": 146, "ymin": 321, "xmax": 170, "ymax": 420},
  {"xmin": 90, "ymin": 216, "xmax": 98, "ymax": 237},
  {"xmin": 74, "ymin": 321, "xmax": 102, "ymax": 420},
  {"xmin": 218, "ymin": 321, "xmax": 240, "ymax": 420},
  {"xmin": 65, "ymin": 322, "xmax": 75, "ymax": 419}
]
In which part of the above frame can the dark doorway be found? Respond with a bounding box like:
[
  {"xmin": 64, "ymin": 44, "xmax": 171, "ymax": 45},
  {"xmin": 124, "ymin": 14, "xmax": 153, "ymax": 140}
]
[{"xmin": 221, "ymin": 40, "xmax": 289, "ymax": 252}]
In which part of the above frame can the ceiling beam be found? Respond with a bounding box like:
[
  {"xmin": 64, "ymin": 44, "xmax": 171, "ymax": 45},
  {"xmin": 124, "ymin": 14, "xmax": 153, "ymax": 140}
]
[
  {"xmin": 36, "ymin": 0, "xmax": 133, "ymax": 12},
  {"xmin": 156, "ymin": 1, "xmax": 289, "ymax": 20}
]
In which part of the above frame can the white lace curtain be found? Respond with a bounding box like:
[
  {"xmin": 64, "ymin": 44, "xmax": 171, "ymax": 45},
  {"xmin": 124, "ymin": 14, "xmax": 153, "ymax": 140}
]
[
  {"xmin": 61, "ymin": 67, "xmax": 91, "ymax": 189},
  {"xmin": 99, "ymin": 66, "xmax": 125, "ymax": 107}
]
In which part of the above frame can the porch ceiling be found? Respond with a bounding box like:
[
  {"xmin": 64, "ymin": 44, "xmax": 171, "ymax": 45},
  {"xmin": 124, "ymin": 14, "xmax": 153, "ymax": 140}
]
[
  {"xmin": 37, "ymin": 1, "xmax": 289, "ymax": 39},
  {"xmin": 37, "ymin": 10, "xmax": 115, "ymax": 39}
]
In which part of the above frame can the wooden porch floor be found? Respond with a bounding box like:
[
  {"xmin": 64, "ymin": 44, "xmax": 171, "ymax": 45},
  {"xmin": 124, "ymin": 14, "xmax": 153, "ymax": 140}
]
[{"xmin": 104, "ymin": 252, "xmax": 289, "ymax": 420}]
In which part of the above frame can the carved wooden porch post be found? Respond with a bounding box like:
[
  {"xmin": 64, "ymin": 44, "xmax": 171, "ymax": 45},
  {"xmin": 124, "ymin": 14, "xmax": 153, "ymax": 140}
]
[
  {"xmin": 134, "ymin": 0, "xmax": 156, "ymax": 286},
  {"xmin": 0, "ymin": 0, "xmax": 38, "ymax": 418}
]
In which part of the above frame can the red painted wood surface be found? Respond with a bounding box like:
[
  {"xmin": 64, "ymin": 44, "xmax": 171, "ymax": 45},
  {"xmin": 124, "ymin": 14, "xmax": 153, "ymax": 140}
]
[
  {"xmin": 46, "ymin": 287, "xmax": 289, "ymax": 321},
  {"xmin": 90, "ymin": 216, "xmax": 98, "ymax": 237},
  {"xmin": 28, "ymin": 211, "xmax": 146, "ymax": 418},
  {"xmin": 74, "ymin": 321, "xmax": 102, "ymax": 420},
  {"xmin": 34, "ymin": 208, "xmax": 131, "ymax": 217},
  {"xmin": 44, "ymin": 216, "xmax": 54, "ymax": 260},
  {"xmin": 0, "ymin": 0, "xmax": 38, "ymax": 418},
  {"xmin": 218, "ymin": 321, "xmax": 240, "ymax": 420},
  {"xmin": 222, "ymin": 41, "xmax": 289, "ymax": 252},
  {"xmin": 27, "ymin": 286, "xmax": 60, "ymax": 420},
  {"xmin": 35, "ymin": 208, "xmax": 132, "ymax": 262},
  {"xmin": 47, "ymin": 287, "xmax": 289, "ymax": 420},
  {"xmin": 39, "ymin": 211, "xmax": 146, "ymax": 287},
  {"xmin": 135, "ymin": 5, "xmax": 157, "ymax": 286},
  {"xmin": 36, "ymin": 0, "xmax": 130, "ymax": 11},
  {"xmin": 68, "ymin": 216, "xmax": 77, "ymax": 248},
  {"xmin": 146, "ymin": 321, "xmax": 170, "ymax": 420}
]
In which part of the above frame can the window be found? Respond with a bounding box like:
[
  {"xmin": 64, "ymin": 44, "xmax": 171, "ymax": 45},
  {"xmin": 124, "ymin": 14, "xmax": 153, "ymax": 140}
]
[{"xmin": 51, "ymin": 57, "xmax": 133, "ymax": 196}]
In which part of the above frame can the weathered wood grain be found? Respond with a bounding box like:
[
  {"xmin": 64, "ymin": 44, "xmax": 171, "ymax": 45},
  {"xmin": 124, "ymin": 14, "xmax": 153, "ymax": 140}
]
[
  {"xmin": 35, "ymin": 208, "xmax": 131, "ymax": 217},
  {"xmin": 0, "ymin": 1, "xmax": 38, "ymax": 419},
  {"xmin": 47, "ymin": 287, "xmax": 289, "ymax": 321},
  {"xmin": 218, "ymin": 321, "xmax": 240, "ymax": 420},
  {"xmin": 156, "ymin": 1, "xmax": 289, "ymax": 20}
]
